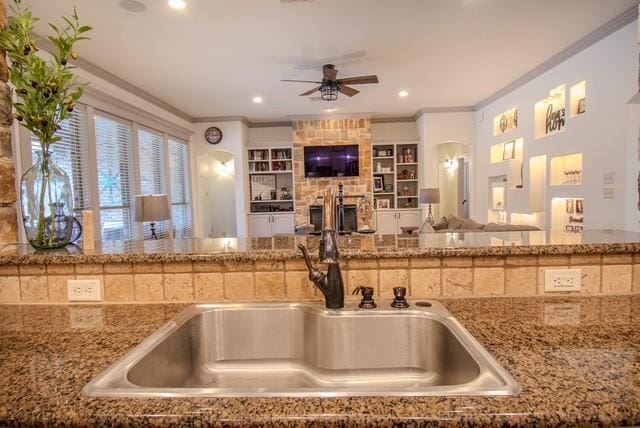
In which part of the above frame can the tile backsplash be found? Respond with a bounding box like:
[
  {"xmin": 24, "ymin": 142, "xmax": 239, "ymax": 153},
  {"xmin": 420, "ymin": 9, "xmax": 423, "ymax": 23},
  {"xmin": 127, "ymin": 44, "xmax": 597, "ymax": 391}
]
[{"xmin": 1, "ymin": 254, "xmax": 638, "ymax": 304}]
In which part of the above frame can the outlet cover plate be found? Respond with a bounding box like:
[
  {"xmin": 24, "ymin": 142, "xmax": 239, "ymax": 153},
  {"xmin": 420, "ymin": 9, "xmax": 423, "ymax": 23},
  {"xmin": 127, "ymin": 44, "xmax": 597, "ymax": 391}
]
[
  {"xmin": 67, "ymin": 279, "xmax": 103, "ymax": 302},
  {"xmin": 544, "ymin": 269, "xmax": 581, "ymax": 292}
]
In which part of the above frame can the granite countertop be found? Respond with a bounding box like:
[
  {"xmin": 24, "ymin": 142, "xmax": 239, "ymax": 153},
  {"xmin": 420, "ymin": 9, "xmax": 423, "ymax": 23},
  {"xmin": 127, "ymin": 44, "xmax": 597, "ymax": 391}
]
[
  {"xmin": 1, "ymin": 296, "xmax": 639, "ymax": 427},
  {"xmin": 2, "ymin": 229, "xmax": 640, "ymax": 265}
]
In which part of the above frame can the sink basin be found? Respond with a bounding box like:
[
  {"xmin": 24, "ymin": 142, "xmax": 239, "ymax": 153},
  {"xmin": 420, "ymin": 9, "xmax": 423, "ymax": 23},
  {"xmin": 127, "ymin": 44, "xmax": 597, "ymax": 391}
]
[{"xmin": 84, "ymin": 301, "xmax": 520, "ymax": 397}]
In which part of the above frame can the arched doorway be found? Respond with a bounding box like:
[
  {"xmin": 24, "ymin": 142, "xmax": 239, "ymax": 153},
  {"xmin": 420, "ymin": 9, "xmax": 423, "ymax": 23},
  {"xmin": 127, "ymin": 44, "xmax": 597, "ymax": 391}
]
[
  {"xmin": 436, "ymin": 141, "xmax": 471, "ymax": 219},
  {"xmin": 196, "ymin": 150, "xmax": 237, "ymax": 238}
]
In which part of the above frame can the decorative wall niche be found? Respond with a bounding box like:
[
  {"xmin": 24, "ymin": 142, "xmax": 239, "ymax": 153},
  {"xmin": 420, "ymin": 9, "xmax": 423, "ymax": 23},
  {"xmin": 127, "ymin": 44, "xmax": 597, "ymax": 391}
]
[
  {"xmin": 510, "ymin": 212, "xmax": 544, "ymax": 228},
  {"xmin": 490, "ymin": 137, "xmax": 523, "ymax": 164},
  {"xmin": 534, "ymin": 85, "xmax": 566, "ymax": 139},
  {"xmin": 492, "ymin": 107, "xmax": 518, "ymax": 136},
  {"xmin": 551, "ymin": 197, "xmax": 584, "ymax": 233},
  {"xmin": 569, "ymin": 81, "xmax": 587, "ymax": 117},
  {"xmin": 489, "ymin": 175, "xmax": 507, "ymax": 211},
  {"xmin": 550, "ymin": 153, "xmax": 583, "ymax": 186},
  {"xmin": 529, "ymin": 155, "xmax": 547, "ymax": 212}
]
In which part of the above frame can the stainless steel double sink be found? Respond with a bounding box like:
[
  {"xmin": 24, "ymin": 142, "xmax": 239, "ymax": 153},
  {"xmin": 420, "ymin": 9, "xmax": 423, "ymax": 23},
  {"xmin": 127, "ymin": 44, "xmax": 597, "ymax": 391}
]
[{"xmin": 84, "ymin": 301, "xmax": 520, "ymax": 397}]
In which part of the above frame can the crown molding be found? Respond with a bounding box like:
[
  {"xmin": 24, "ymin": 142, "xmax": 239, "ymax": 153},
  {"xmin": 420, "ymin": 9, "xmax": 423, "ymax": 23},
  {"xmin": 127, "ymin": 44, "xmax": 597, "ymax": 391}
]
[
  {"xmin": 34, "ymin": 34, "xmax": 194, "ymax": 124},
  {"xmin": 475, "ymin": 5, "xmax": 640, "ymax": 110},
  {"xmin": 371, "ymin": 116, "xmax": 415, "ymax": 124},
  {"xmin": 249, "ymin": 121, "xmax": 292, "ymax": 128},
  {"xmin": 413, "ymin": 106, "xmax": 475, "ymax": 121},
  {"xmin": 192, "ymin": 116, "xmax": 252, "ymax": 127}
]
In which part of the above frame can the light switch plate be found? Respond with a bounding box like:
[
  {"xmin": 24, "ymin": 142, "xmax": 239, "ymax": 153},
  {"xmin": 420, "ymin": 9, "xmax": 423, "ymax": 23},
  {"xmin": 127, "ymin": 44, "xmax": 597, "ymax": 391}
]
[
  {"xmin": 67, "ymin": 279, "xmax": 103, "ymax": 302},
  {"xmin": 544, "ymin": 269, "xmax": 581, "ymax": 292}
]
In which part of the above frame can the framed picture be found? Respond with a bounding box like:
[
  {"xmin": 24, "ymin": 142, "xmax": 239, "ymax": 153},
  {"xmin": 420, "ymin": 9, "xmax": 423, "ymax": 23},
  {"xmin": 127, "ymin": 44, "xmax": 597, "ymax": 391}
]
[
  {"xmin": 577, "ymin": 98, "xmax": 586, "ymax": 114},
  {"xmin": 373, "ymin": 176, "xmax": 384, "ymax": 192},
  {"xmin": 575, "ymin": 199, "xmax": 584, "ymax": 214},
  {"xmin": 502, "ymin": 140, "xmax": 516, "ymax": 160},
  {"xmin": 565, "ymin": 199, "xmax": 575, "ymax": 214},
  {"xmin": 377, "ymin": 199, "xmax": 390, "ymax": 209}
]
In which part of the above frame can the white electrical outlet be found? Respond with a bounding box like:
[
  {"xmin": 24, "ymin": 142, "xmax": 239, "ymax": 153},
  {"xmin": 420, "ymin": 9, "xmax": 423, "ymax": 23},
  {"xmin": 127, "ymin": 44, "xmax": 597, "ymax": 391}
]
[
  {"xmin": 544, "ymin": 269, "xmax": 581, "ymax": 292},
  {"xmin": 67, "ymin": 279, "xmax": 103, "ymax": 302}
]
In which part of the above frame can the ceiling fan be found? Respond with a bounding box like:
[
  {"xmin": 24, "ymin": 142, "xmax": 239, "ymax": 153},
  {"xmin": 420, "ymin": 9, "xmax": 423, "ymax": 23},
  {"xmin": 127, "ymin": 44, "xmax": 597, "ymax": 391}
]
[{"xmin": 281, "ymin": 64, "xmax": 379, "ymax": 101}]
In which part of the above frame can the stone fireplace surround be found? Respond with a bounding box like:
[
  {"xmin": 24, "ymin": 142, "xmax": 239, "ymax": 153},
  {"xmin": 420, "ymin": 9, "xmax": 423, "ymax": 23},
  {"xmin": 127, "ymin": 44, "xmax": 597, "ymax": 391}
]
[{"xmin": 292, "ymin": 118, "xmax": 373, "ymax": 229}]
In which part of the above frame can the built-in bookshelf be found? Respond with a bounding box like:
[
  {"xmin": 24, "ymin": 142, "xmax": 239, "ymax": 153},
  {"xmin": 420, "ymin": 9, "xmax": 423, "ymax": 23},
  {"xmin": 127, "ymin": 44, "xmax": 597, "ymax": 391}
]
[
  {"xmin": 373, "ymin": 142, "xmax": 420, "ymax": 210},
  {"xmin": 247, "ymin": 147, "xmax": 294, "ymax": 213}
]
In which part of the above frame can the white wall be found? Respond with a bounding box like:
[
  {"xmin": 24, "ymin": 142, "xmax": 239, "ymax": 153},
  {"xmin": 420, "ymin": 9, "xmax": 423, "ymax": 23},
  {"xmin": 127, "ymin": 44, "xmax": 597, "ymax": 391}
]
[
  {"xmin": 474, "ymin": 23, "xmax": 639, "ymax": 231},
  {"xmin": 417, "ymin": 112, "xmax": 475, "ymax": 219},
  {"xmin": 372, "ymin": 121, "xmax": 418, "ymax": 142},
  {"xmin": 190, "ymin": 121, "xmax": 249, "ymax": 238},
  {"xmin": 437, "ymin": 142, "xmax": 471, "ymax": 218},
  {"xmin": 196, "ymin": 151, "xmax": 237, "ymax": 237},
  {"xmin": 248, "ymin": 126, "xmax": 292, "ymax": 145}
]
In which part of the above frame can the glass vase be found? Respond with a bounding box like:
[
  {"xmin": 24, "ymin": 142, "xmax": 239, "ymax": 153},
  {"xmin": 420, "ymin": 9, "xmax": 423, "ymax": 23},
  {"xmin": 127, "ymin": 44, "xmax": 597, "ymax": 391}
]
[{"xmin": 20, "ymin": 151, "xmax": 76, "ymax": 249}]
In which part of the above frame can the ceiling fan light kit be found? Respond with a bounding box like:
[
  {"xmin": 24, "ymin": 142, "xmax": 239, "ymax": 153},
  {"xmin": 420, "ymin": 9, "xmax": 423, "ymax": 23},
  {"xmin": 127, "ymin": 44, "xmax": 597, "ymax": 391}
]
[
  {"xmin": 320, "ymin": 83, "xmax": 338, "ymax": 101},
  {"xmin": 282, "ymin": 63, "xmax": 379, "ymax": 101}
]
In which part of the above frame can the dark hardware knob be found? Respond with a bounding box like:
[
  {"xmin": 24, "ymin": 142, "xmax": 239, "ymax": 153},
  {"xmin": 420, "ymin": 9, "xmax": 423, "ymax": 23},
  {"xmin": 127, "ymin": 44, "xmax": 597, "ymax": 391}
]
[
  {"xmin": 352, "ymin": 286, "xmax": 377, "ymax": 309},
  {"xmin": 391, "ymin": 286, "xmax": 409, "ymax": 309}
]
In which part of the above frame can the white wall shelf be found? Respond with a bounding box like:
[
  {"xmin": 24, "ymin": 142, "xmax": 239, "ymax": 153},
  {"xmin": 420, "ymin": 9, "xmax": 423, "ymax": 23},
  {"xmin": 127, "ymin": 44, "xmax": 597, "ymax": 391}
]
[
  {"xmin": 550, "ymin": 153, "xmax": 583, "ymax": 186},
  {"xmin": 534, "ymin": 85, "xmax": 566, "ymax": 139},
  {"xmin": 569, "ymin": 81, "xmax": 587, "ymax": 117},
  {"xmin": 373, "ymin": 142, "xmax": 421, "ymax": 219},
  {"xmin": 247, "ymin": 147, "xmax": 295, "ymax": 219}
]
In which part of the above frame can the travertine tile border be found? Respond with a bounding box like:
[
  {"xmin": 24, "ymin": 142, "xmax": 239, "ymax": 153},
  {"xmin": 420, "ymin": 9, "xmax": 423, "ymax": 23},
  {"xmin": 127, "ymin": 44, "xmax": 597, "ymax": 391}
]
[{"xmin": 0, "ymin": 254, "xmax": 638, "ymax": 304}]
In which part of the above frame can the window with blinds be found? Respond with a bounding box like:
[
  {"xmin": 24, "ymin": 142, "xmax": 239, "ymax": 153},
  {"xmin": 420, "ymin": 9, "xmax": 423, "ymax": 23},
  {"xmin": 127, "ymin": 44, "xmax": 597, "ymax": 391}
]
[
  {"xmin": 95, "ymin": 114, "xmax": 135, "ymax": 241},
  {"xmin": 138, "ymin": 128, "xmax": 169, "ymax": 239},
  {"xmin": 169, "ymin": 139, "xmax": 192, "ymax": 238},
  {"xmin": 30, "ymin": 107, "xmax": 90, "ymax": 215}
]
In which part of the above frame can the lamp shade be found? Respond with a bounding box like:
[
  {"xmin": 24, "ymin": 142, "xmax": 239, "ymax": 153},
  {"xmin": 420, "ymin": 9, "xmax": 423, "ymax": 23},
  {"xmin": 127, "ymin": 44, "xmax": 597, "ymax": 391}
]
[
  {"xmin": 419, "ymin": 188, "xmax": 440, "ymax": 204},
  {"xmin": 134, "ymin": 194, "xmax": 171, "ymax": 222}
]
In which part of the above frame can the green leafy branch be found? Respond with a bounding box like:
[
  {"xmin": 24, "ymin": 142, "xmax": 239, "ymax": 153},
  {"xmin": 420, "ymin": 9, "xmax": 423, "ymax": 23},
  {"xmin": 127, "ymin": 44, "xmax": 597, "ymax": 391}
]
[{"xmin": 0, "ymin": 0, "xmax": 91, "ymax": 152}]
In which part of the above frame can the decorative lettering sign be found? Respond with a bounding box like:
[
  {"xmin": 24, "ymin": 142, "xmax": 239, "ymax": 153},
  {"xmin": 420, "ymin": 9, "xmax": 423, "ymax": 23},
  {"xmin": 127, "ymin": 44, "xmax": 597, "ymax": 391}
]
[
  {"xmin": 493, "ymin": 107, "xmax": 518, "ymax": 136},
  {"xmin": 545, "ymin": 104, "xmax": 565, "ymax": 135}
]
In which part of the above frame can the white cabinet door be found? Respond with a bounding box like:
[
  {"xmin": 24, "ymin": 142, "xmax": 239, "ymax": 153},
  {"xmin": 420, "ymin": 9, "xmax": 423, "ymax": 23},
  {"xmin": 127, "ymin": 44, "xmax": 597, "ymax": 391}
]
[
  {"xmin": 397, "ymin": 210, "xmax": 422, "ymax": 233},
  {"xmin": 376, "ymin": 210, "xmax": 398, "ymax": 235},
  {"xmin": 272, "ymin": 213, "xmax": 294, "ymax": 235},
  {"xmin": 248, "ymin": 214, "xmax": 272, "ymax": 237}
]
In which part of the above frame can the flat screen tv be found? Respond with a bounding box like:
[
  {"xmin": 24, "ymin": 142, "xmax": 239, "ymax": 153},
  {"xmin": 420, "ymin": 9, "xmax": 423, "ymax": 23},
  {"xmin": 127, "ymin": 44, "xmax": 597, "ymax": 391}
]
[{"xmin": 304, "ymin": 145, "xmax": 359, "ymax": 178}]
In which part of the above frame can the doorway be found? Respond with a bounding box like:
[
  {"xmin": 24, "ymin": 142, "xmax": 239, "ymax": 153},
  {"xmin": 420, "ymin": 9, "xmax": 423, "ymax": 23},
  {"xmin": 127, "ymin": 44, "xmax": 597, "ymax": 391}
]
[{"xmin": 196, "ymin": 151, "xmax": 237, "ymax": 238}]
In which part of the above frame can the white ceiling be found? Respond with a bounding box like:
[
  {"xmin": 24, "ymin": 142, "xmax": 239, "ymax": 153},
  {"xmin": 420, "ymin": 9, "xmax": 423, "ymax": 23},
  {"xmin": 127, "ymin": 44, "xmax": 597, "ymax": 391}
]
[{"xmin": 29, "ymin": 0, "xmax": 638, "ymax": 121}]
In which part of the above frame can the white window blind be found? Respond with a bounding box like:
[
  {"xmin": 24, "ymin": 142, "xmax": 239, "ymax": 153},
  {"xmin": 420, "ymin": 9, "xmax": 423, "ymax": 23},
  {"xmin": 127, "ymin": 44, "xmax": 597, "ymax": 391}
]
[
  {"xmin": 169, "ymin": 139, "xmax": 192, "ymax": 238},
  {"xmin": 30, "ymin": 107, "xmax": 90, "ymax": 215},
  {"xmin": 95, "ymin": 114, "xmax": 135, "ymax": 241},
  {"xmin": 138, "ymin": 128, "xmax": 169, "ymax": 239}
]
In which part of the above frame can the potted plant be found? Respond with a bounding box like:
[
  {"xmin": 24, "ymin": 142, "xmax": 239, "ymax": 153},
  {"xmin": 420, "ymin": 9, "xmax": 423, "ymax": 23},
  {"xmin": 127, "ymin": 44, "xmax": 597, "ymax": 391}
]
[{"xmin": 0, "ymin": 0, "xmax": 90, "ymax": 249}]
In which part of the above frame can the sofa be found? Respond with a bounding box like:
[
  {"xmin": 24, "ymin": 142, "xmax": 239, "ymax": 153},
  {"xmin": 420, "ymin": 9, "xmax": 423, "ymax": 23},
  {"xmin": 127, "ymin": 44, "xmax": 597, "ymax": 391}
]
[{"xmin": 419, "ymin": 214, "xmax": 541, "ymax": 234}]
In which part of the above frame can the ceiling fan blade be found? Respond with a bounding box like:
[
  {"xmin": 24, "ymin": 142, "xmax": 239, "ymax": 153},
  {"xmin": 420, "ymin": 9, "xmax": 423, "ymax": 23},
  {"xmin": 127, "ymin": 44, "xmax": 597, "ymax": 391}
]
[
  {"xmin": 323, "ymin": 66, "xmax": 338, "ymax": 81},
  {"xmin": 299, "ymin": 86, "xmax": 321, "ymax": 96},
  {"xmin": 337, "ymin": 84, "xmax": 359, "ymax": 97},
  {"xmin": 337, "ymin": 75, "xmax": 379, "ymax": 85},
  {"xmin": 281, "ymin": 79, "xmax": 323, "ymax": 84}
]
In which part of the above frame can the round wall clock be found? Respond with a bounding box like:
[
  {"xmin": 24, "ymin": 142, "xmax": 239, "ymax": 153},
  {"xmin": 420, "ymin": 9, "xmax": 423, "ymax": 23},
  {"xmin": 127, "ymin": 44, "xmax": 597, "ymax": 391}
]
[{"xmin": 204, "ymin": 126, "xmax": 223, "ymax": 145}]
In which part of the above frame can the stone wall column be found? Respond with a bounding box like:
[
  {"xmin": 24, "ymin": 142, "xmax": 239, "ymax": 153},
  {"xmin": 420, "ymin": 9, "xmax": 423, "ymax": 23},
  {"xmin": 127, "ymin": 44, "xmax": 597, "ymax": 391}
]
[{"xmin": 0, "ymin": 0, "xmax": 19, "ymax": 246}]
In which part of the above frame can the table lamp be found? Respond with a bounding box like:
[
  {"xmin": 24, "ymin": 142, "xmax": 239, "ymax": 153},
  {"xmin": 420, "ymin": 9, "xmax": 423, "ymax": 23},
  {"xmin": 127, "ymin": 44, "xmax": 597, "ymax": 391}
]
[
  {"xmin": 419, "ymin": 188, "xmax": 440, "ymax": 225},
  {"xmin": 134, "ymin": 194, "xmax": 171, "ymax": 239}
]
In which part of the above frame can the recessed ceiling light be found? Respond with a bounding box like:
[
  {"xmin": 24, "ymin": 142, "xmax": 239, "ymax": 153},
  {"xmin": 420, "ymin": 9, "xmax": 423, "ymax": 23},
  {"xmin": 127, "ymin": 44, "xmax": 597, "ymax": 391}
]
[
  {"xmin": 398, "ymin": 90, "xmax": 409, "ymax": 98},
  {"xmin": 168, "ymin": 0, "xmax": 186, "ymax": 10},
  {"xmin": 252, "ymin": 96, "xmax": 263, "ymax": 104},
  {"xmin": 119, "ymin": 0, "xmax": 147, "ymax": 13},
  {"xmin": 325, "ymin": 108, "xmax": 334, "ymax": 113}
]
